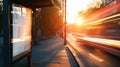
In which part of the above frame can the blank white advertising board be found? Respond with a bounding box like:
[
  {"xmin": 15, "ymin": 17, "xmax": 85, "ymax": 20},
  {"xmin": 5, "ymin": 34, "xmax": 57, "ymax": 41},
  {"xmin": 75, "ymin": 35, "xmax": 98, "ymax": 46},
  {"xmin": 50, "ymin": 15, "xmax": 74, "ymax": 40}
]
[{"xmin": 11, "ymin": 4, "xmax": 32, "ymax": 57}]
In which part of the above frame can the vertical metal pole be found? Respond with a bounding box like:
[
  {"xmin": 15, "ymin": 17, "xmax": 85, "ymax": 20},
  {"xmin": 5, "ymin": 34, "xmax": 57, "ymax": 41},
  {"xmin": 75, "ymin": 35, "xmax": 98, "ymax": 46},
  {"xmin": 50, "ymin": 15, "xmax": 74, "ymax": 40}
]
[
  {"xmin": 64, "ymin": 0, "xmax": 67, "ymax": 45},
  {"xmin": 27, "ymin": 9, "xmax": 34, "ymax": 67},
  {"xmin": 32, "ymin": 9, "xmax": 36, "ymax": 46},
  {"xmin": 3, "ymin": 0, "xmax": 12, "ymax": 67},
  {"xmin": 27, "ymin": 53, "xmax": 32, "ymax": 67}
]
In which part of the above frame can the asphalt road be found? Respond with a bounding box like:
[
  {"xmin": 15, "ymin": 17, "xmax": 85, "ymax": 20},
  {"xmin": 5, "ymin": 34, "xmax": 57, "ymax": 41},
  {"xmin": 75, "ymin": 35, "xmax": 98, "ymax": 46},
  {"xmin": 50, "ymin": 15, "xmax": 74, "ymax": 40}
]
[{"xmin": 67, "ymin": 33, "xmax": 120, "ymax": 67}]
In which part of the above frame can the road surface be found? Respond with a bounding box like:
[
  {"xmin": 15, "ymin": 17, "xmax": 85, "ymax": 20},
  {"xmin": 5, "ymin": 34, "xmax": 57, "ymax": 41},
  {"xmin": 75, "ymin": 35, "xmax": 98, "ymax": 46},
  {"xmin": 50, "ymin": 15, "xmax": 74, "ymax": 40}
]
[{"xmin": 67, "ymin": 33, "xmax": 120, "ymax": 67}]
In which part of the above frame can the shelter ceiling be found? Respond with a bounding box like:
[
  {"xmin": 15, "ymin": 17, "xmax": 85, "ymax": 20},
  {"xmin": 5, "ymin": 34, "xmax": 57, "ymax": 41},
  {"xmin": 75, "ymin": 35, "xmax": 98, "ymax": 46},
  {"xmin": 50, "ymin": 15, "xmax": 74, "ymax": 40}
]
[{"xmin": 12, "ymin": 0, "xmax": 54, "ymax": 8}]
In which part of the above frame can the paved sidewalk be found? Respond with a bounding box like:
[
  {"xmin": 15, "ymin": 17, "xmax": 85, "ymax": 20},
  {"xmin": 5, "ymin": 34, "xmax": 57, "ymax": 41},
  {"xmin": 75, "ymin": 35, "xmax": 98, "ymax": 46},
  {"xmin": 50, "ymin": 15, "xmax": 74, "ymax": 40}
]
[{"xmin": 13, "ymin": 37, "xmax": 71, "ymax": 67}]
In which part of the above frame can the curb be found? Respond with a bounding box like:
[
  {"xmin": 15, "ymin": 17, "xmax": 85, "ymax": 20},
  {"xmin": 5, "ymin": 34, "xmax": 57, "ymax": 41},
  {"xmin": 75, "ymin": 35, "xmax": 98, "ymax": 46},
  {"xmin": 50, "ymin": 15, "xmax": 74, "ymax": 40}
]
[{"xmin": 66, "ymin": 44, "xmax": 85, "ymax": 67}]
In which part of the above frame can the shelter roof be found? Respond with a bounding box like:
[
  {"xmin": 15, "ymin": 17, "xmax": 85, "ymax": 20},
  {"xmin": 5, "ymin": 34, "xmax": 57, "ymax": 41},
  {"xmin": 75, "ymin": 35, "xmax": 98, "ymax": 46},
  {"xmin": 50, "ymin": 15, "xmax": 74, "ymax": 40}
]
[{"xmin": 12, "ymin": 0, "xmax": 54, "ymax": 8}]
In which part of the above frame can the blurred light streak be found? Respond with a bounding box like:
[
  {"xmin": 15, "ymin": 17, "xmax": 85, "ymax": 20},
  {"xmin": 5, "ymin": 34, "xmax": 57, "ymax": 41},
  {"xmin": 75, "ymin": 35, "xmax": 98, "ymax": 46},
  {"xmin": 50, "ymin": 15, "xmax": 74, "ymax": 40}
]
[
  {"xmin": 84, "ymin": 1, "xmax": 120, "ymax": 25},
  {"xmin": 105, "ymin": 17, "xmax": 120, "ymax": 22},
  {"xmin": 84, "ymin": 13, "xmax": 120, "ymax": 25},
  {"xmin": 11, "ymin": 36, "xmax": 31, "ymax": 43},
  {"xmin": 89, "ymin": 53, "xmax": 104, "ymax": 62},
  {"xmin": 79, "ymin": 37, "xmax": 120, "ymax": 48}
]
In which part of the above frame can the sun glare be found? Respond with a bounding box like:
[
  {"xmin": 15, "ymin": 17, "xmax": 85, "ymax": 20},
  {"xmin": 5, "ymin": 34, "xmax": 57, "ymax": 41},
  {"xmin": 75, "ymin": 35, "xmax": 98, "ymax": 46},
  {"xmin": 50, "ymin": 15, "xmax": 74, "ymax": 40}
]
[
  {"xmin": 76, "ymin": 17, "xmax": 83, "ymax": 25},
  {"xmin": 66, "ymin": 0, "xmax": 92, "ymax": 24}
]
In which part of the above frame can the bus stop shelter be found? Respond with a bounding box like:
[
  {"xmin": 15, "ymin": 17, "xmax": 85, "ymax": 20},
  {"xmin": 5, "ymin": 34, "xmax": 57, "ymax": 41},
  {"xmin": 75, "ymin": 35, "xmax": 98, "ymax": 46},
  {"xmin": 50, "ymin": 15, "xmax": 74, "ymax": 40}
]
[{"xmin": 3, "ymin": 0, "xmax": 59, "ymax": 67}]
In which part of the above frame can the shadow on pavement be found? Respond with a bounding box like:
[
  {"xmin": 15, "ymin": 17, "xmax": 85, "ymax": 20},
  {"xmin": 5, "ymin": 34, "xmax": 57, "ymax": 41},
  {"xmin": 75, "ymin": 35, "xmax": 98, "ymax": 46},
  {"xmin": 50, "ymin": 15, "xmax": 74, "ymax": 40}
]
[{"xmin": 13, "ymin": 37, "xmax": 70, "ymax": 67}]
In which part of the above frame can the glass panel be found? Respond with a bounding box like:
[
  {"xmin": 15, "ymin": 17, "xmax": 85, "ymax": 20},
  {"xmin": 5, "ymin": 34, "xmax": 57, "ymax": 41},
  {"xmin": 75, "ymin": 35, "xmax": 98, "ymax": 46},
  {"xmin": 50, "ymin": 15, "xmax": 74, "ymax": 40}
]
[{"xmin": 12, "ymin": 4, "xmax": 32, "ymax": 58}]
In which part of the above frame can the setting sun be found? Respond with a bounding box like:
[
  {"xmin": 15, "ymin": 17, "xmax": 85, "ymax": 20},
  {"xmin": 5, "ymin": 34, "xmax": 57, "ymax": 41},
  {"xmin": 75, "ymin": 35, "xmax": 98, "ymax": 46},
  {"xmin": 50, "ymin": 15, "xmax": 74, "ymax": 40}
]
[{"xmin": 75, "ymin": 17, "xmax": 83, "ymax": 25}]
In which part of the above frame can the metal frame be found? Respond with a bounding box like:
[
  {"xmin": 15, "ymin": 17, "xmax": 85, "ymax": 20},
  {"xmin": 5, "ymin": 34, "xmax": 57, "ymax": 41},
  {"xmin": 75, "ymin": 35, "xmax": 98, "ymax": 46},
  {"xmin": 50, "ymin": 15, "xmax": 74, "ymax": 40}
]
[
  {"xmin": 3, "ymin": 0, "xmax": 12, "ymax": 67},
  {"xmin": 11, "ymin": 3, "xmax": 32, "ymax": 67},
  {"xmin": 64, "ymin": 0, "xmax": 67, "ymax": 45}
]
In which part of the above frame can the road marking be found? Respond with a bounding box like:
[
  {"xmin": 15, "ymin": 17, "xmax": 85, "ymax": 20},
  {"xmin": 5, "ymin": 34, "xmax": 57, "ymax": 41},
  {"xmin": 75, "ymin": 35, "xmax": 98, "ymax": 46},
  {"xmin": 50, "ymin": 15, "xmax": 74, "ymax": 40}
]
[
  {"xmin": 67, "ymin": 45, "xmax": 85, "ymax": 67},
  {"xmin": 89, "ymin": 53, "xmax": 104, "ymax": 62}
]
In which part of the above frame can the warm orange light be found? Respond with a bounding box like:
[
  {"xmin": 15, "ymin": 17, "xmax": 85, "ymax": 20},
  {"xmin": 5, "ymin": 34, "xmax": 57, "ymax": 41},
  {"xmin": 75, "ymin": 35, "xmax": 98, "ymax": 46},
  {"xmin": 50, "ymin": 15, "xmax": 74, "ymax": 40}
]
[
  {"xmin": 75, "ymin": 17, "xmax": 83, "ymax": 25},
  {"xmin": 79, "ymin": 37, "xmax": 120, "ymax": 48},
  {"xmin": 66, "ymin": 0, "xmax": 103, "ymax": 24},
  {"xmin": 66, "ymin": 0, "xmax": 92, "ymax": 24}
]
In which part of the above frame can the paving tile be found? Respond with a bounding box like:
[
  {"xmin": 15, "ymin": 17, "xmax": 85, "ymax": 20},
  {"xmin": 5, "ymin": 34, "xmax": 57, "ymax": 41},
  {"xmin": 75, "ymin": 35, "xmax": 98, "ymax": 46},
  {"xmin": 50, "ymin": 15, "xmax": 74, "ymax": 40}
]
[
  {"xmin": 47, "ymin": 64, "xmax": 60, "ymax": 67},
  {"xmin": 60, "ymin": 63, "xmax": 70, "ymax": 67},
  {"xmin": 61, "ymin": 57, "xmax": 70, "ymax": 63}
]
